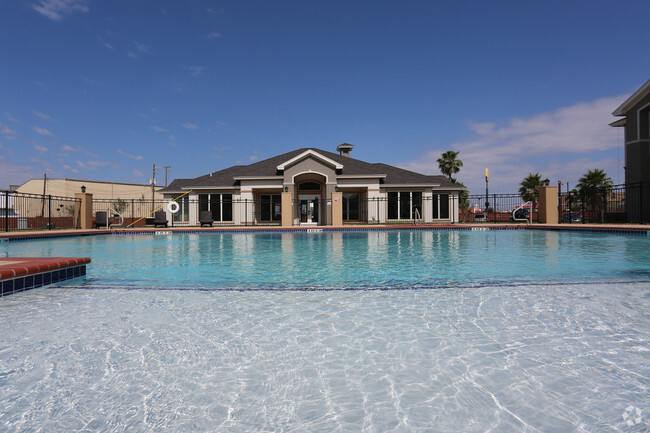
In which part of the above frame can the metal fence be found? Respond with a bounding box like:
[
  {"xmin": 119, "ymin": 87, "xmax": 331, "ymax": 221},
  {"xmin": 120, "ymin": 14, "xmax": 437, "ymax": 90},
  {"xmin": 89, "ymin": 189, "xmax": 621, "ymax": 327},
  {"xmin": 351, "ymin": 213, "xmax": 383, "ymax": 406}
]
[
  {"xmin": 465, "ymin": 193, "xmax": 537, "ymax": 223},
  {"xmin": 1, "ymin": 190, "xmax": 81, "ymax": 231},
  {"xmin": 559, "ymin": 181, "xmax": 650, "ymax": 224}
]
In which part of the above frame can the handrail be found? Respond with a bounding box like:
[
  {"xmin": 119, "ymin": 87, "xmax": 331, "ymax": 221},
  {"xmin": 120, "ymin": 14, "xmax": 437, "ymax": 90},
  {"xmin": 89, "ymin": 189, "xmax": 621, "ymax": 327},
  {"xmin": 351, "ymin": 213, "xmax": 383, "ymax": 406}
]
[
  {"xmin": 109, "ymin": 208, "xmax": 124, "ymax": 228},
  {"xmin": 512, "ymin": 201, "xmax": 531, "ymax": 224}
]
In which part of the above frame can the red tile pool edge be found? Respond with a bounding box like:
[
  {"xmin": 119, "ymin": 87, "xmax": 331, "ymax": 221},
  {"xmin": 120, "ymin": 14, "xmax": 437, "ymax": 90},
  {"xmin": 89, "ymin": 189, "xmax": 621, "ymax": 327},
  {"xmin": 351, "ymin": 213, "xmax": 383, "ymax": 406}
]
[{"xmin": 0, "ymin": 257, "xmax": 91, "ymax": 297}]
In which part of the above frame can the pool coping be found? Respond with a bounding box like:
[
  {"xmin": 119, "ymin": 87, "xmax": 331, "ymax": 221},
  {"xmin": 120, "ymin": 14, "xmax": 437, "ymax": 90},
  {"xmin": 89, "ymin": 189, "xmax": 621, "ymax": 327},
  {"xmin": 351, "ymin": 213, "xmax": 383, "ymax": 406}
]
[
  {"xmin": 1, "ymin": 223, "xmax": 649, "ymax": 241},
  {"xmin": 0, "ymin": 257, "xmax": 91, "ymax": 296}
]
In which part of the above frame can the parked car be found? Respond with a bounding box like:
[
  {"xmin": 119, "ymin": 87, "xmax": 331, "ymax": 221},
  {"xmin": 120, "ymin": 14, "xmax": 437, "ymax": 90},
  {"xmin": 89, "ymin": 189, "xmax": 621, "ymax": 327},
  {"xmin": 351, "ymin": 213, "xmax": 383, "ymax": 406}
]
[
  {"xmin": 562, "ymin": 212, "xmax": 582, "ymax": 223},
  {"xmin": 474, "ymin": 213, "xmax": 486, "ymax": 222},
  {"xmin": 510, "ymin": 208, "xmax": 529, "ymax": 221}
]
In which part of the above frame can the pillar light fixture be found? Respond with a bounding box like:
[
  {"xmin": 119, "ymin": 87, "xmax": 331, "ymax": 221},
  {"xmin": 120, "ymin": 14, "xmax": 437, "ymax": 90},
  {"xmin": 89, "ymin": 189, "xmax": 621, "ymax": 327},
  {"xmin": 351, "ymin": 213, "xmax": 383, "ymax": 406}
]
[{"xmin": 81, "ymin": 185, "xmax": 86, "ymax": 193}]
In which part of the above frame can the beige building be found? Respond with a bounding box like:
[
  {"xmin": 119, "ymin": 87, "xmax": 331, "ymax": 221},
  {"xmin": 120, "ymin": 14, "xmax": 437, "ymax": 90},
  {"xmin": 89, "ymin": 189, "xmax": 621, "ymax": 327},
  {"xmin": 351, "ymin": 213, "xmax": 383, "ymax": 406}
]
[
  {"xmin": 14, "ymin": 178, "xmax": 164, "ymax": 201},
  {"xmin": 161, "ymin": 144, "xmax": 464, "ymax": 227}
]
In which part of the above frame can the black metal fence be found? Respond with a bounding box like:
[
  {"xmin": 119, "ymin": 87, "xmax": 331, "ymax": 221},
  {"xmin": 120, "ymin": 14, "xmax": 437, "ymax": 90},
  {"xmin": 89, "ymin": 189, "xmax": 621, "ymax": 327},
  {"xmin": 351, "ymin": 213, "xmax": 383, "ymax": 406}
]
[
  {"xmin": 1, "ymin": 190, "xmax": 81, "ymax": 231},
  {"xmin": 465, "ymin": 193, "xmax": 537, "ymax": 223},
  {"xmin": 559, "ymin": 181, "xmax": 650, "ymax": 224}
]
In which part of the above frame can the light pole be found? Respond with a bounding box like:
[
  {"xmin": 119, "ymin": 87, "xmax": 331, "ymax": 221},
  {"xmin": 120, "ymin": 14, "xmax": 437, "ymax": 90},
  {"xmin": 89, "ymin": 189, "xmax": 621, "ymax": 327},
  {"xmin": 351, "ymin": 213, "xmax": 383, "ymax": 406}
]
[{"xmin": 485, "ymin": 168, "xmax": 489, "ymax": 218}]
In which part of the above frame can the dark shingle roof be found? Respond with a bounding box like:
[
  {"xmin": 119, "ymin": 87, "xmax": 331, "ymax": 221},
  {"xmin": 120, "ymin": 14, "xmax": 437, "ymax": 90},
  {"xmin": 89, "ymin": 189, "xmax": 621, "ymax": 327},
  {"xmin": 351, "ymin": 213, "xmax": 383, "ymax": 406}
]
[{"xmin": 159, "ymin": 148, "xmax": 462, "ymax": 192}]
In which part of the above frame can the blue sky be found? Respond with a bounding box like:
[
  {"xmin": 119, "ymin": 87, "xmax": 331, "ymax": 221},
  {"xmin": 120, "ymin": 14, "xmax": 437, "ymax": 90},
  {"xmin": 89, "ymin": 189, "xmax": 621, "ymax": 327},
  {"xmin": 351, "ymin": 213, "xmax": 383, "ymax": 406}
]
[{"xmin": 1, "ymin": 0, "xmax": 649, "ymax": 194}]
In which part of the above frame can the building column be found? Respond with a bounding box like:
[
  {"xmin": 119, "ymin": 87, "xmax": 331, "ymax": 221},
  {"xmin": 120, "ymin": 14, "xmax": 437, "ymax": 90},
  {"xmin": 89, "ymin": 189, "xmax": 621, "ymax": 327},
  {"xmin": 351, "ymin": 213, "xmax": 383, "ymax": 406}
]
[
  {"xmin": 281, "ymin": 192, "xmax": 293, "ymax": 227},
  {"xmin": 538, "ymin": 186, "xmax": 558, "ymax": 224},
  {"xmin": 74, "ymin": 193, "xmax": 93, "ymax": 229},
  {"xmin": 331, "ymin": 192, "xmax": 342, "ymax": 226}
]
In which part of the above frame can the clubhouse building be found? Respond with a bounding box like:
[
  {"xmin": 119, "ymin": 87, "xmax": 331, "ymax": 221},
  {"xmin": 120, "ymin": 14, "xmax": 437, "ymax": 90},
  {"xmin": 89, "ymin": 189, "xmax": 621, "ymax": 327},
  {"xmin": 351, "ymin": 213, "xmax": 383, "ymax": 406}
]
[{"xmin": 160, "ymin": 144, "xmax": 463, "ymax": 226}]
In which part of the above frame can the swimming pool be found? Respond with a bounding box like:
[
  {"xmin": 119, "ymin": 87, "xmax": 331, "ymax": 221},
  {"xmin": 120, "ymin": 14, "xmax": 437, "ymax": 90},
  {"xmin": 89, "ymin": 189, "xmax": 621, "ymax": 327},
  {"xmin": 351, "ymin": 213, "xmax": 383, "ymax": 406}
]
[{"xmin": 1, "ymin": 230, "xmax": 649, "ymax": 431}]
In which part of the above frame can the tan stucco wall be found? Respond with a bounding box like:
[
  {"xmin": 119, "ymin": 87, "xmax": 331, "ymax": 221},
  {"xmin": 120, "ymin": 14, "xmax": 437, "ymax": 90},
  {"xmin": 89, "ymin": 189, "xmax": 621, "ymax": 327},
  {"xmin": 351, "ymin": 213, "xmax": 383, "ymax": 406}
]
[
  {"xmin": 281, "ymin": 192, "xmax": 293, "ymax": 227},
  {"xmin": 538, "ymin": 186, "xmax": 558, "ymax": 224},
  {"xmin": 331, "ymin": 192, "xmax": 342, "ymax": 226},
  {"xmin": 17, "ymin": 178, "xmax": 164, "ymax": 200}
]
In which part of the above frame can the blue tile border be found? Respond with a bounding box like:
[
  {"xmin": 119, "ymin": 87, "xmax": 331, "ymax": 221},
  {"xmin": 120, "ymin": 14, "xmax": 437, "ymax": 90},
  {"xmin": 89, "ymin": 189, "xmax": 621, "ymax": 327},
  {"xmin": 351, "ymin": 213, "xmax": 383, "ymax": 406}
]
[{"xmin": 0, "ymin": 264, "xmax": 87, "ymax": 297}]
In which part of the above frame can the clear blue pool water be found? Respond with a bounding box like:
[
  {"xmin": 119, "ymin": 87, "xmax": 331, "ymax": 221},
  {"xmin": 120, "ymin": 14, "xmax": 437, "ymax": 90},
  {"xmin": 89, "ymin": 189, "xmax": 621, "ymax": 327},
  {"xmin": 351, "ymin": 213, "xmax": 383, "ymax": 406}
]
[{"xmin": 1, "ymin": 229, "xmax": 649, "ymax": 432}]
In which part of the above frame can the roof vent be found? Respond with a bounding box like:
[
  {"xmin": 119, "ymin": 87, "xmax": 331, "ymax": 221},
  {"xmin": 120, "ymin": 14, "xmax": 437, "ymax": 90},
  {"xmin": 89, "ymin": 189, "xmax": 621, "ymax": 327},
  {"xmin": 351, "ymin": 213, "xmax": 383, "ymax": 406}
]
[{"xmin": 336, "ymin": 143, "xmax": 354, "ymax": 157}]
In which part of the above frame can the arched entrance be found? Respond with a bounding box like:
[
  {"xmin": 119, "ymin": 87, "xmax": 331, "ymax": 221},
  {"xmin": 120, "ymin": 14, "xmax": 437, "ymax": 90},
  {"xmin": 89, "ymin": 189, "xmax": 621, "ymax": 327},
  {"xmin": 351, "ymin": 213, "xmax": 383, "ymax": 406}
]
[{"xmin": 294, "ymin": 175, "xmax": 325, "ymax": 226}]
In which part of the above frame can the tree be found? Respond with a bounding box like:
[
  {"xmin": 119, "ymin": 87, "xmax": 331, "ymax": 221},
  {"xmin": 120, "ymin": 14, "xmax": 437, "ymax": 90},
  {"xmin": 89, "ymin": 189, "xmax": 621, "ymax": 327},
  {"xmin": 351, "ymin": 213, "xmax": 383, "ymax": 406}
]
[
  {"xmin": 112, "ymin": 198, "xmax": 129, "ymax": 215},
  {"xmin": 437, "ymin": 151, "xmax": 463, "ymax": 182},
  {"xmin": 519, "ymin": 173, "xmax": 544, "ymax": 203},
  {"xmin": 576, "ymin": 169, "xmax": 613, "ymax": 218},
  {"xmin": 519, "ymin": 173, "xmax": 545, "ymax": 222},
  {"xmin": 454, "ymin": 181, "xmax": 470, "ymax": 221}
]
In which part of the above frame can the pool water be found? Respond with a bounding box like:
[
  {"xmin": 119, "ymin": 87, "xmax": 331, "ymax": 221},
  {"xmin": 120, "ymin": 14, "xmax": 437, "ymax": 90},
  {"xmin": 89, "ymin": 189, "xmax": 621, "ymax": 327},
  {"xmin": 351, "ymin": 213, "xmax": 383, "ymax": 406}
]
[
  {"xmin": 1, "ymin": 230, "xmax": 649, "ymax": 432},
  {"xmin": 3, "ymin": 230, "xmax": 650, "ymax": 289}
]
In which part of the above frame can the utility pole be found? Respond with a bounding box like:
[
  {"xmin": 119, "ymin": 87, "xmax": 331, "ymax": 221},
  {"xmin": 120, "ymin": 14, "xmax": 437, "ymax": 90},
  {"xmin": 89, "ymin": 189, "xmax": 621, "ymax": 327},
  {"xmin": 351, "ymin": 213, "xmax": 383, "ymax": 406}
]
[
  {"xmin": 41, "ymin": 173, "xmax": 47, "ymax": 217},
  {"xmin": 151, "ymin": 164, "xmax": 158, "ymax": 212},
  {"xmin": 164, "ymin": 165, "xmax": 171, "ymax": 187}
]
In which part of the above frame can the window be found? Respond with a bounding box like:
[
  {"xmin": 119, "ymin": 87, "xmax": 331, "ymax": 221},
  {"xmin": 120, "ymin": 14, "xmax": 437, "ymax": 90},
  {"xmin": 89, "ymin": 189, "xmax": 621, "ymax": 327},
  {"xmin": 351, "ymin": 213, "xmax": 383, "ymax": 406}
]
[
  {"xmin": 172, "ymin": 195, "xmax": 190, "ymax": 222},
  {"xmin": 342, "ymin": 193, "xmax": 360, "ymax": 221},
  {"xmin": 387, "ymin": 191, "xmax": 422, "ymax": 220},
  {"xmin": 432, "ymin": 194, "xmax": 450, "ymax": 219},
  {"xmin": 260, "ymin": 194, "xmax": 281, "ymax": 221},
  {"xmin": 298, "ymin": 182, "xmax": 321, "ymax": 191},
  {"xmin": 198, "ymin": 193, "xmax": 233, "ymax": 222}
]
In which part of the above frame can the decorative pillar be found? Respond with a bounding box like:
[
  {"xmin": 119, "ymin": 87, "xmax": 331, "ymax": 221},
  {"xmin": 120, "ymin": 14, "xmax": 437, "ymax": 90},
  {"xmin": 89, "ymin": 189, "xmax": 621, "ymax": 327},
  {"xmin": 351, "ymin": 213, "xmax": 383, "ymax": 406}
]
[
  {"xmin": 281, "ymin": 192, "xmax": 293, "ymax": 227},
  {"xmin": 74, "ymin": 193, "xmax": 93, "ymax": 229},
  {"xmin": 538, "ymin": 186, "xmax": 558, "ymax": 224},
  {"xmin": 331, "ymin": 192, "xmax": 342, "ymax": 226}
]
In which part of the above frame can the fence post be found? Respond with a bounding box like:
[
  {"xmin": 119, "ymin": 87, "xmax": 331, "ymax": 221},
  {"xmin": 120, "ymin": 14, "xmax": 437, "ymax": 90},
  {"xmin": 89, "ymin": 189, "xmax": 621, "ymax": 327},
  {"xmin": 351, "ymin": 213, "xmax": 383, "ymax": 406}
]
[
  {"xmin": 131, "ymin": 199, "xmax": 134, "ymax": 226},
  {"xmin": 4, "ymin": 190, "xmax": 8, "ymax": 232},
  {"xmin": 637, "ymin": 182, "xmax": 642, "ymax": 223},
  {"xmin": 244, "ymin": 199, "xmax": 248, "ymax": 226},
  {"xmin": 48, "ymin": 195, "xmax": 52, "ymax": 230}
]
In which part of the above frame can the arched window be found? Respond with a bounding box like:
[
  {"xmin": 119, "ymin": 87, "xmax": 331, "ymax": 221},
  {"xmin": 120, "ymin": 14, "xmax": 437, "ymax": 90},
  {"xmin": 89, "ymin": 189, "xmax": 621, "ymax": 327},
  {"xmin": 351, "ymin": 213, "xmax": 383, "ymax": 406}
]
[{"xmin": 298, "ymin": 182, "xmax": 321, "ymax": 191}]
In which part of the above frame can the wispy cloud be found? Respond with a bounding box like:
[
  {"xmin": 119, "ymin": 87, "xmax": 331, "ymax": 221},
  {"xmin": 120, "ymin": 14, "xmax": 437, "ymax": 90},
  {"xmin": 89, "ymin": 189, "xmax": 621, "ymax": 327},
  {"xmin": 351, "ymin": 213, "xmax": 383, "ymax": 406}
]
[
  {"xmin": 5, "ymin": 113, "xmax": 21, "ymax": 123},
  {"xmin": 32, "ymin": 110, "xmax": 54, "ymax": 121},
  {"xmin": 150, "ymin": 126, "xmax": 167, "ymax": 133},
  {"xmin": 32, "ymin": 0, "xmax": 89, "ymax": 22},
  {"xmin": 1, "ymin": 123, "xmax": 18, "ymax": 139},
  {"xmin": 34, "ymin": 144, "xmax": 48, "ymax": 152},
  {"xmin": 186, "ymin": 65, "xmax": 204, "ymax": 77},
  {"xmin": 134, "ymin": 41, "xmax": 148, "ymax": 53},
  {"xmin": 399, "ymin": 95, "xmax": 624, "ymax": 194},
  {"xmin": 32, "ymin": 126, "xmax": 54, "ymax": 136},
  {"xmin": 61, "ymin": 144, "xmax": 81, "ymax": 152},
  {"xmin": 117, "ymin": 149, "xmax": 143, "ymax": 160},
  {"xmin": 182, "ymin": 123, "xmax": 198, "ymax": 130},
  {"xmin": 203, "ymin": 32, "xmax": 221, "ymax": 39}
]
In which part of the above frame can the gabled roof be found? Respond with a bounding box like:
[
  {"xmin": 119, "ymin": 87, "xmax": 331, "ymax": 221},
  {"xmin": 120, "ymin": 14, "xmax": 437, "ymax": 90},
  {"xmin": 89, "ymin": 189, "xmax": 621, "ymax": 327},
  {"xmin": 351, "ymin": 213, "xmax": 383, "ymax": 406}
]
[
  {"xmin": 612, "ymin": 79, "xmax": 650, "ymax": 116},
  {"xmin": 159, "ymin": 147, "xmax": 461, "ymax": 192}
]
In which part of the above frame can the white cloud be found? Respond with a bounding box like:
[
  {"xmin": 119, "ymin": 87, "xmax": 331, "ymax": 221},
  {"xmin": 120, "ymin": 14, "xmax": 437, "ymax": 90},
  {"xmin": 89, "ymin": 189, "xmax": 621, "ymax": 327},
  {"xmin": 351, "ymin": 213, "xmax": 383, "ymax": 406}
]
[
  {"xmin": 203, "ymin": 32, "xmax": 221, "ymax": 39},
  {"xmin": 132, "ymin": 169, "xmax": 143, "ymax": 177},
  {"xmin": 5, "ymin": 113, "xmax": 21, "ymax": 123},
  {"xmin": 32, "ymin": 0, "xmax": 89, "ymax": 22},
  {"xmin": 182, "ymin": 123, "xmax": 198, "ymax": 130},
  {"xmin": 0, "ymin": 157, "xmax": 44, "ymax": 189},
  {"xmin": 34, "ymin": 144, "xmax": 48, "ymax": 152},
  {"xmin": 249, "ymin": 155, "xmax": 259, "ymax": 161},
  {"xmin": 128, "ymin": 51, "xmax": 137, "ymax": 59},
  {"xmin": 61, "ymin": 144, "xmax": 81, "ymax": 152},
  {"xmin": 186, "ymin": 66, "xmax": 204, "ymax": 77},
  {"xmin": 32, "ymin": 126, "xmax": 54, "ymax": 136},
  {"xmin": 1, "ymin": 123, "xmax": 17, "ymax": 139},
  {"xmin": 150, "ymin": 126, "xmax": 167, "ymax": 133},
  {"xmin": 134, "ymin": 42, "xmax": 148, "ymax": 53},
  {"xmin": 117, "ymin": 149, "xmax": 143, "ymax": 160},
  {"xmin": 399, "ymin": 95, "xmax": 625, "ymax": 194},
  {"xmin": 32, "ymin": 110, "xmax": 54, "ymax": 121}
]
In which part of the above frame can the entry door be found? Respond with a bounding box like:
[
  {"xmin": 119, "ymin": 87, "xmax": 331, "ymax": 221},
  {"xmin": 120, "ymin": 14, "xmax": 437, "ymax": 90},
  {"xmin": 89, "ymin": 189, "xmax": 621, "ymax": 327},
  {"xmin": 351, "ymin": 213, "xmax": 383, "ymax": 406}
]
[{"xmin": 299, "ymin": 195, "xmax": 320, "ymax": 224}]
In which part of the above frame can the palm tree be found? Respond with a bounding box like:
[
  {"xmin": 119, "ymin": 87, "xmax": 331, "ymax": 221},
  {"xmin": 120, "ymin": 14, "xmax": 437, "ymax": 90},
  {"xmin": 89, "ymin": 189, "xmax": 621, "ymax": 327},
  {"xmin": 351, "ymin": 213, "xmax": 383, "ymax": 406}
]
[
  {"xmin": 576, "ymin": 169, "xmax": 613, "ymax": 217},
  {"xmin": 437, "ymin": 151, "xmax": 463, "ymax": 182},
  {"xmin": 519, "ymin": 173, "xmax": 544, "ymax": 221}
]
